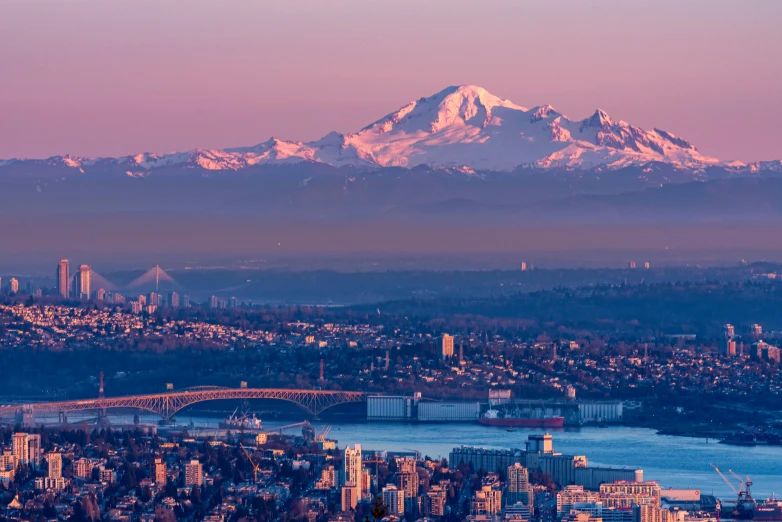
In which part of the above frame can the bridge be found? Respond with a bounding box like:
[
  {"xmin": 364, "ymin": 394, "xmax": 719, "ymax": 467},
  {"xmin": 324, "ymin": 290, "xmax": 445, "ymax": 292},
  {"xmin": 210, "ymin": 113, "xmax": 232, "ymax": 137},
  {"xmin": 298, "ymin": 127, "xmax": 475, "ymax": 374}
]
[{"xmin": 0, "ymin": 387, "xmax": 367, "ymax": 422}]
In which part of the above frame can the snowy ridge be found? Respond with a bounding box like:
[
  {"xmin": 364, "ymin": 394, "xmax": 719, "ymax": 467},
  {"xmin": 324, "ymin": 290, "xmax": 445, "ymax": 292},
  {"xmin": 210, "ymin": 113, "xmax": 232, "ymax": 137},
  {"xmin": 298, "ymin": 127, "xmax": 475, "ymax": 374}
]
[{"xmin": 1, "ymin": 85, "xmax": 777, "ymax": 174}]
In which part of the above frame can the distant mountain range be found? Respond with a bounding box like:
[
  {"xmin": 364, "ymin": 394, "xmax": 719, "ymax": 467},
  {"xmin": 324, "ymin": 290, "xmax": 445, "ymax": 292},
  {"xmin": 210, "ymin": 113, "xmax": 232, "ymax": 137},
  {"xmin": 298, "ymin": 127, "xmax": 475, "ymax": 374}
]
[
  {"xmin": 3, "ymin": 85, "xmax": 782, "ymax": 258},
  {"xmin": 2, "ymin": 85, "xmax": 781, "ymax": 175}
]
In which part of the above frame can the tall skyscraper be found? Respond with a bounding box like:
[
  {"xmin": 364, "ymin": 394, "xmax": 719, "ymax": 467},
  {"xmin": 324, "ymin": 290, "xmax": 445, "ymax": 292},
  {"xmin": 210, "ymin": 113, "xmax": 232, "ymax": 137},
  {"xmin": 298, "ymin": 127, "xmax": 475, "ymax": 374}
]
[
  {"xmin": 169, "ymin": 291, "xmax": 180, "ymax": 308},
  {"xmin": 9, "ymin": 278, "xmax": 19, "ymax": 294},
  {"xmin": 343, "ymin": 445, "xmax": 363, "ymax": 505},
  {"xmin": 57, "ymin": 259, "xmax": 70, "ymax": 299},
  {"xmin": 74, "ymin": 264, "xmax": 91, "ymax": 299},
  {"xmin": 12, "ymin": 433, "xmax": 29, "ymax": 466},
  {"xmin": 442, "ymin": 334, "xmax": 454, "ymax": 360}
]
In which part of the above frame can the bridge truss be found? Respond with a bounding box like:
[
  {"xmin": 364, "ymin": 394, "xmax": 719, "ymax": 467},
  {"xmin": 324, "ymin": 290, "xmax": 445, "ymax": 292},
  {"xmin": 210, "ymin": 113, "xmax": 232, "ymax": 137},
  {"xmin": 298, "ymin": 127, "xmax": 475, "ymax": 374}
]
[{"xmin": 0, "ymin": 388, "xmax": 367, "ymax": 421}]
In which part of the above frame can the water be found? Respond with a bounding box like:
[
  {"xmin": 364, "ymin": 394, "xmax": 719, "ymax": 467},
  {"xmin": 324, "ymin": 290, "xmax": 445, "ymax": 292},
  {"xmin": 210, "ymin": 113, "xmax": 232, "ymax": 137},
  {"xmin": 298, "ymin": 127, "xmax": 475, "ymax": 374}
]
[{"xmin": 63, "ymin": 413, "xmax": 782, "ymax": 500}]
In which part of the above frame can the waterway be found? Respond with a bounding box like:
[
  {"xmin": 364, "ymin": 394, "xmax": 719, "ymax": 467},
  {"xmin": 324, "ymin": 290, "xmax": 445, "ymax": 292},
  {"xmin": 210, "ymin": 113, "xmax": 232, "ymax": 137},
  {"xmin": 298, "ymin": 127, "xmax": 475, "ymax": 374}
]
[{"xmin": 60, "ymin": 412, "xmax": 782, "ymax": 500}]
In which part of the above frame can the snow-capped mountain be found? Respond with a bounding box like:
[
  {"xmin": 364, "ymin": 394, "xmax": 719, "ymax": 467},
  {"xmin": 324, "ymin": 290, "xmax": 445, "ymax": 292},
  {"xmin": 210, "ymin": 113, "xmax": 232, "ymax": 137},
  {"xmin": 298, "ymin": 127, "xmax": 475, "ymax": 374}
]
[{"xmin": 1, "ymin": 85, "xmax": 778, "ymax": 174}]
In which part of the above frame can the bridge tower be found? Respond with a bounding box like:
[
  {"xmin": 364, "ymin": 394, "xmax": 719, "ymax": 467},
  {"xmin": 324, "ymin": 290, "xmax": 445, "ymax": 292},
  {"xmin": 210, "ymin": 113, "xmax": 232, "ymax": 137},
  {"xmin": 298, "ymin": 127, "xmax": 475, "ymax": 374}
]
[{"xmin": 98, "ymin": 371, "xmax": 108, "ymax": 427}]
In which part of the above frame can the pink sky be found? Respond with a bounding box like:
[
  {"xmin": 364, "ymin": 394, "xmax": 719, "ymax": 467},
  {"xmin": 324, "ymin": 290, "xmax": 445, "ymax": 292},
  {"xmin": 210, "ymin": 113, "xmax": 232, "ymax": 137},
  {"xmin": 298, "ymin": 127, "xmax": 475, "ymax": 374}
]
[{"xmin": 1, "ymin": 0, "xmax": 780, "ymax": 161}]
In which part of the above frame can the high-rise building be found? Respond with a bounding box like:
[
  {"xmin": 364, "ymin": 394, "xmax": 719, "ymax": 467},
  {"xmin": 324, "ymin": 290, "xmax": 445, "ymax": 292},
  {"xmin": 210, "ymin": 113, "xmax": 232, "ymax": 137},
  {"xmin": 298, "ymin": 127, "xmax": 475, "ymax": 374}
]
[
  {"xmin": 47, "ymin": 452, "xmax": 62, "ymax": 479},
  {"xmin": 149, "ymin": 292, "xmax": 161, "ymax": 306},
  {"xmin": 96, "ymin": 288, "xmax": 107, "ymax": 301},
  {"xmin": 643, "ymin": 261, "xmax": 651, "ymax": 270},
  {"xmin": 154, "ymin": 458, "xmax": 167, "ymax": 485},
  {"xmin": 184, "ymin": 459, "xmax": 203, "ymax": 486},
  {"xmin": 183, "ymin": 294, "xmax": 191, "ymax": 308},
  {"xmin": 751, "ymin": 324, "xmax": 763, "ymax": 340},
  {"xmin": 341, "ymin": 483, "xmax": 358, "ymax": 511},
  {"xmin": 74, "ymin": 264, "xmax": 91, "ymax": 299},
  {"xmin": 27, "ymin": 434, "xmax": 41, "ymax": 469},
  {"xmin": 725, "ymin": 339, "xmax": 737, "ymax": 357},
  {"xmin": 507, "ymin": 463, "xmax": 533, "ymax": 506},
  {"xmin": 210, "ymin": 295, "xmax": 220, "ymax": 309},
  {"xmin": 12, "ymin": 433, "xmax": 29, "ymax": 466},
  {"xmin": 169, "ymin": 291, "xmax": 180, "ymax": 308},
  {"xmin": 343, "ymin": 445, "xmax": 363, "ymax": 504},
  {"xmin": 628, "ymin": 261, "xmax": 637, "ymax": 269},
  {"xmin": 8, "ymin": 278, "xmax": 19, "ymax": 294},
  {"xmin": 229, "ymin": 296, "xmax": 239, "ymax": 309},
  {"xmin": 724, "ymin": 324, "xmax": 735, "ymax": 338},
  {"xmin": 423, "ymin": 485, "xmax": 446, "ymax": 517},
  {"xmin": 520, "ymin": 261, "xmax": 528, "ymax": 271},
  {"xmin": 382, "ymin": 484, "xmax": 405, "ymax": 515},
  {"xmin": 471, "ymin": 485, "xmax": 502, "ymax": 515},
  {"xmin": 57, "ymin": 259, "xmax": 70, "ymax": 299},
  {"xmin": 442, "ymin": 334, "xmax": 454, "ymax": 360}
]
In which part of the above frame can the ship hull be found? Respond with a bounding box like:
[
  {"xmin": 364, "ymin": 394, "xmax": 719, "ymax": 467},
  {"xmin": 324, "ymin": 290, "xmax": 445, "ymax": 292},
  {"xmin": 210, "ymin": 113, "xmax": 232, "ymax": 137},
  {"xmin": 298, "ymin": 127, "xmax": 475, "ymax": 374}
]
[{"xmin": 479, "ymin": 417, "xmax": 565, "ymax": 428}]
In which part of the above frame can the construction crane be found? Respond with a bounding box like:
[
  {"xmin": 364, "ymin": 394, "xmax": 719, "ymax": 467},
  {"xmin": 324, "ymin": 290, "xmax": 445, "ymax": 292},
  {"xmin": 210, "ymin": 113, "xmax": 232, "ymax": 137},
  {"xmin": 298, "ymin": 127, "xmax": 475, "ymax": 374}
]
[{"xmin": 240, "ymin": 444, "xmax": 260, "ymax": 484}]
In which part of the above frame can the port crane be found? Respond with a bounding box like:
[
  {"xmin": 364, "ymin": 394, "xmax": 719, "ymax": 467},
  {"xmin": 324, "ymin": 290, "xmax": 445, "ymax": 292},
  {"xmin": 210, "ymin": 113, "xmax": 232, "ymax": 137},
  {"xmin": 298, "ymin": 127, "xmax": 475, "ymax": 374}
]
[
  {"xmin": 240, "ymin": 443, "xmax": 260, "ymax": 484},
  {"xmin": 315, "ymin": 425, "xmax": 332, "ymax": 442},
  {"xmin": 711, "ymin": 464, "xmax": 755, "ymax": 519}
]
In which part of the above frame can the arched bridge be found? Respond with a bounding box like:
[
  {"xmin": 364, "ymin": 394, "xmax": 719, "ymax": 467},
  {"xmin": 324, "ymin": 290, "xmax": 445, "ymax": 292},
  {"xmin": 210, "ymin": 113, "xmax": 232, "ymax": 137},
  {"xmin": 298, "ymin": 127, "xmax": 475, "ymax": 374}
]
[{"xmin": 0, "ymin": 388, "xmax": 367, "ymax": 421}]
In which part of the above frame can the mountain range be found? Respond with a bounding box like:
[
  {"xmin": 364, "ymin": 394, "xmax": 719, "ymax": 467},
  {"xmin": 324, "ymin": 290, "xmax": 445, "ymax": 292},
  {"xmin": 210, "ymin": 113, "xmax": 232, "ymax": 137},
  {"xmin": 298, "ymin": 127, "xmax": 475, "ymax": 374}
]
[
  {"xmin": 2, "ymin": 85, "xmax": 781, "ymax": 175},
  {"xmin": 3, "ymin": 85, "xmax": 782, "ymax": 258}
]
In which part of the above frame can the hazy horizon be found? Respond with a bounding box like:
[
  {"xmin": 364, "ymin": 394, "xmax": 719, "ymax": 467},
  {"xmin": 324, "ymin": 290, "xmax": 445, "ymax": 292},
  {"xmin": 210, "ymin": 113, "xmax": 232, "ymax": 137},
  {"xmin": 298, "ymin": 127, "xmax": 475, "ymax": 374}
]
[{"xmin": 2, "ymin": 0, "xmax": 781, "ymax": 161}]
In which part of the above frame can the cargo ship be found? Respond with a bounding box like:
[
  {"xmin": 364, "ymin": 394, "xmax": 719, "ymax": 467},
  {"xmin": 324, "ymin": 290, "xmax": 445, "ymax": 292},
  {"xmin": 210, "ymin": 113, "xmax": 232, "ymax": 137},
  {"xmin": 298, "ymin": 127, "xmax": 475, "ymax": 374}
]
[
  {"xmin": 478, "ymin": 409, "xmax": 564, "ymax": 428},
  {"xmin": 713, "ymin": 468, "xmax": 782, "ymax": 521}
]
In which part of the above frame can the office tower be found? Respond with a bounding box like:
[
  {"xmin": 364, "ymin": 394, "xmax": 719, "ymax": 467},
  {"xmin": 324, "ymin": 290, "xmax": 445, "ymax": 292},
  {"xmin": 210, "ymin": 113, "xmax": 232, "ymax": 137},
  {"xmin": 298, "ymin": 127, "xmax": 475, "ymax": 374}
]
[
  {"xmin": 74, "ymin": 264, "xmax": 91, "ymax": 299},
  {"xmin": 9, "ymin": 278, "xmax": 19, "ymax": 294},
  {"xmin": 229, "ymin": 296, "xmax": 238, "ymax": 309},
  {"xmin": 210, "ymin": 295, "xmax": 219, "ymax": 309},
  {"xmin": 628, "ymin": 261, "xmax": 637, "ymax": 269},
  {"xmin": 643, "ymin": 261, "xmax": 651, "ymax": 270},
  {"xmin": 47, "ymin": 453, "xmax": 62, "ymax": 479},
  {"xmin": 183, "ymin": 294, "xmax": 190, "ymax": 308},
  {"xmin": 520, "ymin": 261, "xmax": 527, "ymax": 271},
  {"xmin": 12, "ymin": 433, "xmax": 29, "ymax": 466},
  {"xmin": 382, "ymin": 484, "xmax": 405, "ymax": 515},
  {"xmin": 96, "ymin": 288, "xmax": 106, "ymax": 301},
  {"xmin": 184, "ymin": 459, "xmax": 203, "ymax": 486},
  {"xmin": 138, "ymin": 294, "xmax": 147, "ymax": 306},
  {"xmin": 154, "ymin": 458, "xmax": 167, "ymax": 485},
  {"xmin": 442, "ymin": 334, "xmax": 454, "ymax": 360},
  {"xmin": 343, "ymin": 445, "xmax": 362, "ymax": 504},
  {"xmin": 508, "ymin": 463, "xmax": 533, "ymax": 505},
  {"xmin": 169, "ymin": 291, "xmax": 180, "ymax": 308},
  {"xmin": 27, "ymin": 434, "xmax": 41, "ymax": 469},
  {"xmin": 57, "ymin": 259, "xmax": 70, "ymax": 298},
  {"xmin": 149, "ymin": 292, "xmax": 160, "ymax": 306}
]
